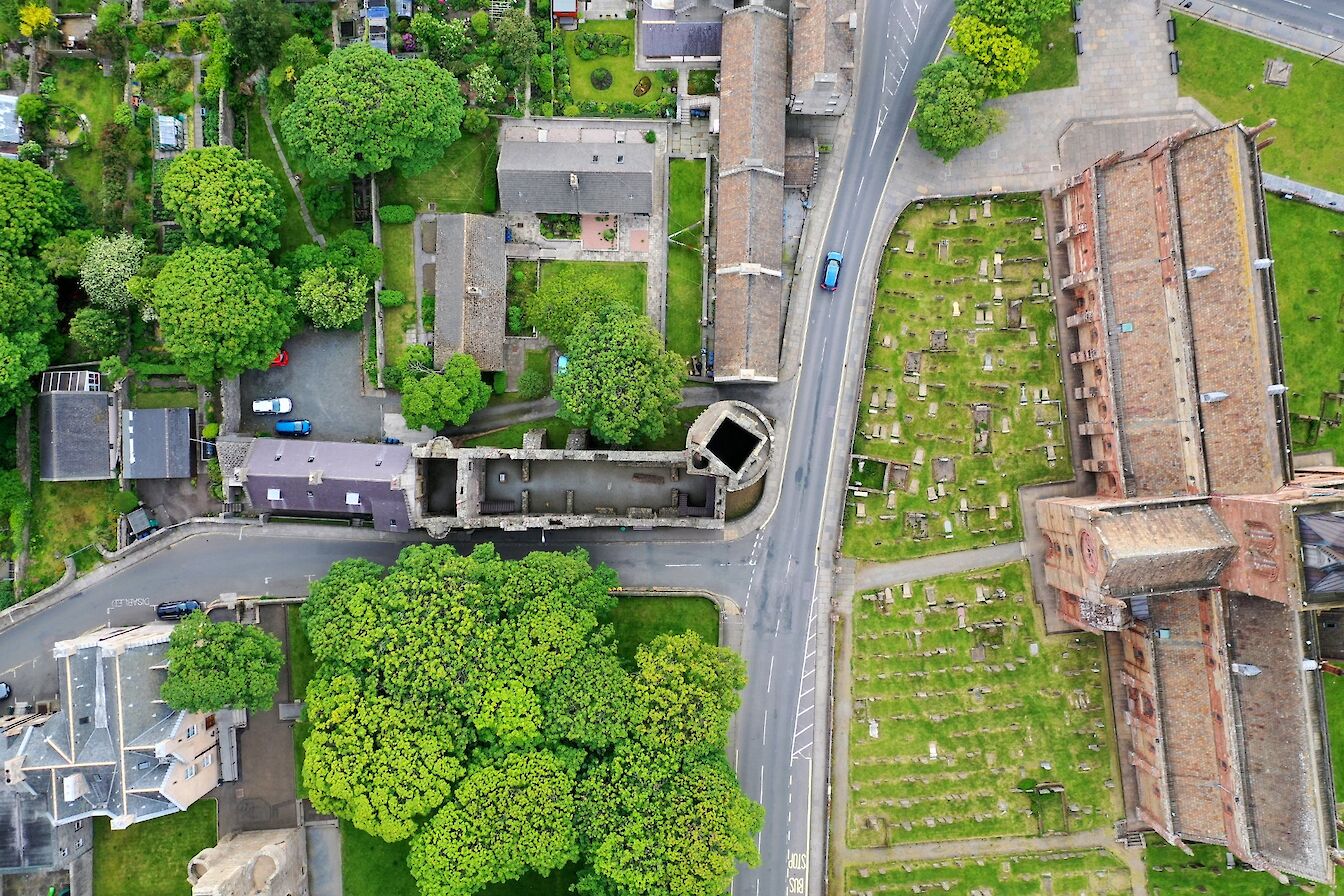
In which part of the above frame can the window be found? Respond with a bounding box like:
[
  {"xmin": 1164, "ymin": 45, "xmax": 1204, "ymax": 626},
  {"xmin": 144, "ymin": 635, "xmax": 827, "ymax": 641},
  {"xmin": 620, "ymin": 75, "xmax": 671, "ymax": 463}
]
[
  {"xmin": 203, "ymin": 754, "xmax": 213, "ymax": 767},
  {"xmin": 185, "ymin": 764, "xmax": 197, "ymax": 780},
  {"xmin": 267, "ymin": 488, "xmax": 282, "ymax": 501},
  {"xmin": 345, "ymin": 492, "xmax": 361, "ymax": 506},
  {"xmin": 75, "ymin": 820, "xmax": 84, "ymax": 831},
  {"xmin": 186, "ymin": 724, "xmax": 198, "ymax": 738}
]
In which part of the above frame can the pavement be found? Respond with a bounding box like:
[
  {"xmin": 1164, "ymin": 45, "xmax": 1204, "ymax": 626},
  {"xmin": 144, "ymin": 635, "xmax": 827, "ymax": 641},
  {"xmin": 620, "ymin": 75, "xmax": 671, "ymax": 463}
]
[
  {"xmin": 1166, "ymin": 0, "xmax": 1344, "ymax": 55},
  {"xmin": 1262, "ymin": 173, "xmax": 1344, "ymax": 211}
]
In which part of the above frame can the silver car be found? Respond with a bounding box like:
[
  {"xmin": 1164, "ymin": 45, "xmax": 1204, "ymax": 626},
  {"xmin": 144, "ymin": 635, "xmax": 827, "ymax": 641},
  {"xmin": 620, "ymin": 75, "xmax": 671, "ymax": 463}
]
[{"xmin": 252, "ymin": 397, "xmax": 293, "ymax": 415}]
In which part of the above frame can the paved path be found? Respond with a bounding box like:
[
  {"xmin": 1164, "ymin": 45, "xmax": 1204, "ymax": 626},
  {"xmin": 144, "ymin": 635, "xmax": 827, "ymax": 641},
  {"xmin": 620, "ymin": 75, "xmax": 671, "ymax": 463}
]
[
  {"xmin": 258, "ymin": 97, "xmax": 323, "ymax": 247},
  {"xmin": 853, "ymin": 542, "xmax": 1026, "ymax": 591},
  {"xmin": 1262, "ymin": 173, "xmax": 1344, "ymax": 212}
]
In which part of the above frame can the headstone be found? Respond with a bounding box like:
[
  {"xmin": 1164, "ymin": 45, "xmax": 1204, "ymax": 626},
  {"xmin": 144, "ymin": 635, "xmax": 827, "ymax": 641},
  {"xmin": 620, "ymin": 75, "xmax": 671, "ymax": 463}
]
[
  {"xmin": 982, "ymin": 200, "xmax": 991, "ymax": 217},
  {"xmin": 938, "ymin": 239, "xmax": 950, "ymax": 261},
  {"xmin": 1032, "ymin": 226, "xmax": 1043, "ymax": 240},
  {"xmin": 968, "ymin": 207, "xmax": 977, "ymax": 222},
  {"xmin": 978, "ymin": 258, "xmax": 989, "ymax": 278},
  {"xmin": 928, "ymin": 401, "xmax": 939, "ymax": 418},
  {"xmin": 905, "ymin": 237, "xmax": 916, "ymax": 253},
  {"xmin": 952, "ymin": 300, "xmax": 961, "ymax": 317},
  {"xmin": 948, "ymin": 208, "xmax": 957, "ymax": 225}
]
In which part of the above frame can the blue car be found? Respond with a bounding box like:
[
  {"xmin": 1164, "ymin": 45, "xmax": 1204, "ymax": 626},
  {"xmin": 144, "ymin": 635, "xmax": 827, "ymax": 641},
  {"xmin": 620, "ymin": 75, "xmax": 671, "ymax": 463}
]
[
  {"xmin": 275, "ymin": 419, "xmax": 312, "ymax": 437},
  {"xmin": 821, "ymin": 251, "xmax": 843, "ymax": 291}
]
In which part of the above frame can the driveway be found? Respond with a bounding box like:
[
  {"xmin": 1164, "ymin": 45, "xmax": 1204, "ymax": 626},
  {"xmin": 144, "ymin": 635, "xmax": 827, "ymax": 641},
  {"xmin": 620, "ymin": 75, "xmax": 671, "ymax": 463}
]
[{"xmin": 239, "ymin": 328, "xmax": 394, "ymax": 442}]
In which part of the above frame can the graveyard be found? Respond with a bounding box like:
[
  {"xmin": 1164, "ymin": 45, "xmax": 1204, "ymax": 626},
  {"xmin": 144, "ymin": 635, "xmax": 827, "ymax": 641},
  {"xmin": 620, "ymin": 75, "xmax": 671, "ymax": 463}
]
[
  {"xmin": 842, "ymin": 196, "xmax": 1072, "ymax": 562},
  {"xmin": 847, "ymin": 562, "xmax": 1118, "ymax": 848},
  {"xmin": 844, "ymin": 849, "xmax": 1131, "ymax": 896}
]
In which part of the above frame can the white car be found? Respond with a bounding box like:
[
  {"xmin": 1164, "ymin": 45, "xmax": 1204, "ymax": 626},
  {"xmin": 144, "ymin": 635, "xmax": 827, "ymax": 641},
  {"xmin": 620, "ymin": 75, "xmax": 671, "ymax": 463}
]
[{"xmin": 252, "ymin": 397, "xmax": 293, "ymax": 415}]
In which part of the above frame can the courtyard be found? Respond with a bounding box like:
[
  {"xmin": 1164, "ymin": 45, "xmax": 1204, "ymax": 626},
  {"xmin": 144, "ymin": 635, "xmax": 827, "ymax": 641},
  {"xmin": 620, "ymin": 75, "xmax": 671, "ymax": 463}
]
[
  {"xmin": 842, "ymin": 196, "xmax": 1072, "ymax": 562},
  {"xmin": 847, "ymin": 562, "xmax": 1116, "ymax": 848}
]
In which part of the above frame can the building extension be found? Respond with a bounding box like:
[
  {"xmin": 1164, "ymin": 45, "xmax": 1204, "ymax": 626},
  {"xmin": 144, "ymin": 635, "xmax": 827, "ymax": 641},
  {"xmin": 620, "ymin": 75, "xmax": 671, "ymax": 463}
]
[{"xmin": 1037, "ymin": 122, "xmax": 1344, "ymax": 884}]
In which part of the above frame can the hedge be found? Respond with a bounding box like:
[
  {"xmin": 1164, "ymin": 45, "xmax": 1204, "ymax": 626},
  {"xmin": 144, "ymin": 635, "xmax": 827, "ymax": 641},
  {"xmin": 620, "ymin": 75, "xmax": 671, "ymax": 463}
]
[{"xmin": 378, "ymin": 205, "xmax": 416, "ymax": 224}]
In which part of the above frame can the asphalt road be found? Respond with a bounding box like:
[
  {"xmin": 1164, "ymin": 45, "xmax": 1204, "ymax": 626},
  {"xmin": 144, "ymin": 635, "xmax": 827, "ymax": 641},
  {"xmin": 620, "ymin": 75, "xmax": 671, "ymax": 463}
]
[
  {"xmin": 0, "ymin": 0, "xmax": 956, "ymax": 889},
  {"xmin": 1182, "ymin": 0, "xmax": 1344, "ymax": 38}
]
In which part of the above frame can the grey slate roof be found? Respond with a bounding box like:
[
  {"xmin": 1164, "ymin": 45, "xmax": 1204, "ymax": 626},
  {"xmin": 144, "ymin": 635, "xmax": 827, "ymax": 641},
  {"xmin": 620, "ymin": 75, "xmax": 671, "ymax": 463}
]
[
  {"xmin": 121, "ymin": 408, "xmax": 193, "ymax": 480},
  {"xmin": 37, "ymin": 391, "xmax": 116, "ymax": 482},
  {"xmin": 497, "ymin": 140, "xmax": 655, "ymax": 215},
  {"xmin": 434, "ymin": 214, "xmax": 506, "ymax": 371},
  {"xmin": 640, "ymin": 1, "xmax": 722, "ymax": 58},
  {"xmin": 240, "ymin": 438, "xmax": 414, "ymax": 532},
  {"xmin": 0, "ymin": 788, "xmax": 56, "ymax": 873}
]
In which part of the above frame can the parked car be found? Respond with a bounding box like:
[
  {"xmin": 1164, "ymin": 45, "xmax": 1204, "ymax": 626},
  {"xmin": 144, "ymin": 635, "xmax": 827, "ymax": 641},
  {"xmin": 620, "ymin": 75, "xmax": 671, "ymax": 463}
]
[
  {"xmin": 271, "ymin": 349, "xmax": 290, "ymax": 368},
  {"xmin": 0, "ymin": 681, "xmax": 11, "ymax": 701},
  {"xmin": 252, "ymin": 397, "xmax": 293, "ymax": 415},
  {"xmin": 155, "ymin": 599, "xmax": 204, "ymax": 621},
  {"xmin": 821, "ymin": 251, "xmax": 844, "ymax": 291},
  {"xmin": 275, "ymin": 419, "xmax": 313, "ymax": 437}
]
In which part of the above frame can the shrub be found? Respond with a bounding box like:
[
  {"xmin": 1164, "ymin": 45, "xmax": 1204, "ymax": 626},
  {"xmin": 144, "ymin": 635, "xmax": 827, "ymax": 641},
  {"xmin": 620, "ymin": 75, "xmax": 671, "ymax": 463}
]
[
  {"xmin": 633, "ymin": 75, "xmax": 651, "ymax": 97},
  {"xmin": 381, "ymin": 363, "xmax": 405, "ymax": 390},
  {"xmin": 590, "ymin": 67, "xmax": 613, "ymax": 91},
  {"xmin": 492, "ymin": 371, "xmax": 508, "ymax": 394},
  {"xmin": 462, "ymin": 106, "xmax": 490, "ymax": 134},
  {"xmin": 517, "ymin": 367, "xmax": 549, "ymax": 400},
  {"xmin": 563, "ymin": 103, "xmax": 580, "ymax": 117},
  {"xmin": 202, "ymin": 422, "xmax": 220, "ymax": 439},
  {"xmin": 643, "ymin": 130, "xmax": 656, "ymax": 143},
  {"xmin": 470, "ymin": 10, "xmax": 489, "ymax": 36},
  {"xmin": 507, "ymin": 303, "xmax": 525, "ymax": 335},
  {"xmin": 112, "ymin": 489, "xmax": 140, "ymax": 514},
  {"xmin": 421, "ymin": 294, "xmax": 435, "ymax": 330},
  {"xmin": 659, "ymin": 68, "xmax": 677, "ymax": 86},
  {"xmin": 538, "ymin": 101, "xmax": 554, "ymax": 117},
  {"xmin": 379, "ymin": 288, "xmax": 407, "ymax": 308},
  {"xmin": 378, "ymin": 204, "xmax": 416, "ymax": 224},
  {"xmin": 18, "ymin": 141, "xmax": 42, "ymax": 162}
]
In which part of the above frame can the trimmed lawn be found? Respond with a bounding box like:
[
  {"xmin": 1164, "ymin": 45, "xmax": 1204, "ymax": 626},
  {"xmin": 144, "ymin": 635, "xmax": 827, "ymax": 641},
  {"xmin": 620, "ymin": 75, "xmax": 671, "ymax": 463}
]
[
  {"xmin": 1326, "ymin": 674, "xmax": 1344, "ymax": 808},
  {"xmin": 1021, "ymin": 13, "xmax": 1079, "ymax": 92},
  {"xmin": 93, "ymin": 799, "xmax": 217, "ymax": 896},
  {"xmin": 848, "ymin": 562, "xmax": 1117, "ymax": 847},
  {"xmin": 565, "ymin": 20, "xmax": 651, "ymax": 105},
  {"xmin": 288, "ymin": 605, "xmax": 316, "ymax": 797},
  {"xmin": 610, "ymin": 595, "xmax": 718, "ymax": 668},
  {"xmin": 246, "ymin": 104, "xmax": 312, "ymax": 253},
  {"xmin": 377, "ymin": 126, "xmax": 499, "ymax": 214},
  {"xmin": 1174, "ymin": 13, "xmax": 1344, "ymax": 190},
  {"xmin": 342, "ymin": 822, "xmax": 418, "ymax": 896},
  {"xmin": 842, "ymin": 196, "xmax": 1072, "ymax": 562},
  {"xmin": 381, "ymin": 223, "xmax": 417, "ymax": 368},
  {"xmin": 51, "ymin": 58, "xmax": 124, "ymax": 214},
  {"xmin": 24, "ymin": 479, "xmax": 118, "ymax": 593},
  {"xmin": 1146, "ymin": 840, "xmax": 1337, "ymax": 895},
  {"xmin": 465, "ymin": 415, "xmax": 576, "ymax": 449},
  {"xmin": 848, "ymin": 850, "xmax": 1129, "ymax": 896},
  {"xmin": 130, "ymin": 386, "xmax": 198, "ymax": 409},
  {"xmin": 1266, "ymin": 195, "xmax": 1344, "ymax": 461},
  {"xmin": 540, "ymin": 259, "xmax": 646, "ymax": 315},
  {"xmin": 666, "ymin": 159, "xmax": 706, "ymax": 358}
]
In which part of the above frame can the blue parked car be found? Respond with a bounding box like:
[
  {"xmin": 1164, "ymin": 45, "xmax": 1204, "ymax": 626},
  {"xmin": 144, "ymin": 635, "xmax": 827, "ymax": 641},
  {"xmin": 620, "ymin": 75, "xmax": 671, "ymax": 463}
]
[
  {"xmin": 821, "ymin": 251, "xmax": 844, "ymax": 291},
  {"xmin": 275, "ymin": 419, "xmax": 312, "ymax": 437}
]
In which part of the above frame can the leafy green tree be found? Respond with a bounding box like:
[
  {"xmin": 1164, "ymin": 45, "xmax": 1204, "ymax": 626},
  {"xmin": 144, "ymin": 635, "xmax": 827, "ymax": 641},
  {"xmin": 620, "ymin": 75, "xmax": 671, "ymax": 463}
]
[
  {"xmin": 522, "ymin": 268, "xmax": 622, "ymax": 349},
  {"xmin": 409, "ymin": 13, "xmax": 467, "ymax": 66},
  {"xmin": 399, "ymin": 353, "xmax": 491, "ymax": 430},
  {"xmin": 268, "ymin": 34, "xmax": 324, "ymax": 94},
  {"xmin": 0, "ymin": 253, "xmax": 59, "ymax": 415},
  {"xmin": 87, "ymin": 0, "xmax": 127, "ymax": 57},
  {"xmin": 912, "ymin": 55, "xmax": 997, "ymax": 162},
  {"xmin": 160, "ymin": 612, "xmax": 284, "ymax": 712},
  {"xmin": 577, "ymin": 752, "xmax": 764, "ymax": 896},
  {"xmin": 630, "ymin": 633, "xmax": 745, "ymax": 759},
  {"xmin": 177, "ymin": 19, "xmax": 199, "ymax": 52},
  {"xmin": 280, "ymin": 43, "xmax": 467, "ymax": 180},
  {"xmin": 15, "ymin": 92, "xmax": 46, "ymax": 127},
  {"xmin": 408, "ymin": 751, "xmax": 580, "ymax": 896},
  {"xmin": 461, "ymin": 106, "xmax": 489, "ymax": 135},
  {"xmin": 17, "ymin": 141, "xmax": 41, "ymax": 163},
  {"xmin": 226, "ymin": 0, "xmax": 294, "ymax": 74},
  {"xmin": 68, "ymin": 306, "xmax": 127, "ymax": 358},
  {"xmin": 950, "ymin": 14, "xmax": 1038, "ymax": 96},
  {"xmin": 552, "ymin": 304, "xmax": 683, "ymax": 447},
  {"xmin": 79, "ymin": 233, "xmax": 145, "ymax": 310},
  {"xmin": 468, "ymin": 64, "xmax": 504, "ymax": 107},
  {"xmin": 516, "ymin": 367, "xmax": 549, "ymax": 401},
  {"xmin": 282, "ymin": 229, "xmax": 384, "ymax": 282},
  {"xmin": 296, "ymin": 264, "xmax": 370, "ymax": 328},
  {"xmin": 151, "ymin": 244, "xmax": 295, "ymax": 384},
  {"xmin": 161, "ymin": 147, "xmax": 287, "ymax": 250},
  {"xmin": 0, "ymin": 158, "xmax": 74, "ymax": 255},
  {"xmin": 953, "ymin": 0, "xmax": 1069, "ymax": 41},
  {"xmin": 39, "ymin": 228, "xmax": 96, "ymax": 278},
  {"xmin": 494, "ymin": 8, "xmax": 538, "ymax": 74}
]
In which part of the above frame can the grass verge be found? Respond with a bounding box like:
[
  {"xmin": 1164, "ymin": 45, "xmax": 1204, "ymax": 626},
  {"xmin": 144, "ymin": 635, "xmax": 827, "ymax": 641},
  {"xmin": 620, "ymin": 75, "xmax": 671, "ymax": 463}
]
[
  {"xmin": 93, "ymin": 799, "xmax": 217, "ymax": 896},
  {"xmin": 1174, "ymin": 13, "xmax": 1344, "ymax": 190},
  {"xmin": 1021, "ymin": 13, "xmax": 1079, "ymax": 92}
]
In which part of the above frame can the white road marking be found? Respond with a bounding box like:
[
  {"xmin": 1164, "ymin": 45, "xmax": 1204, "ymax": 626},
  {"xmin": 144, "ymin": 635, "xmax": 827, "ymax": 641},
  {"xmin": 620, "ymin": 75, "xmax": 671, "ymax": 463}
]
[
  {"xmin": 1329, "ymin": 10, "xmax": 1344, "ymax": 18},
  {"xmin": 665, "ymin": 563, "xmax": 702, "ymax": 567},
  {"xmin": 767, "ymin": 655, "xmax": 776, "ymax": 693},
  {"xmin": 1281, "ymin": 0, "xmax": 1309, "ymax": 7}
]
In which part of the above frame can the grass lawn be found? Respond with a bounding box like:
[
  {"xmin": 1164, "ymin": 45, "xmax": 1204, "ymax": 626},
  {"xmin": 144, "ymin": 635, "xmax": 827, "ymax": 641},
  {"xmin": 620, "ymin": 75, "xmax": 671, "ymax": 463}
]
[
  {"xmin": 377, "ymin": 125, "xmax": 499, "ymax": 214},
  {"xmin": 848, "ymin": 850, "xmax": 1129, "ymax": 896},
  {"xmin": 540, "ymin": 259, "xmax": 646, "ymax": 315},
  {"xmin": 288, "ymin": 605, "xmax": 316, "ymax": 797},
  {"xmin": 1265, "ymin": 196, "xmax": 1344, "ymax": 461},
  {"xmin": 93, "ymin": 799, "xmax": 217, "ymax": 896},
  {"xmin": 51, "ymin": 58, "xmax": 124, "ymax": 214},
  {"xmin": 130, "ymin": 386, "xmax": 198, "ymax": 409},
  {"xmin": 464, "ymin": 405, "xmax": 702, "ymax": 450},
  {"xmin": 1021, "ymin": 13, "xmax": 1079, "ymax": 92},
  {"xmin": 263, "ymin": 94, "xmax": 355, "ymax": 244},
  {"xmin": 1174, "ymin": 13, "xmax": 1344, "ymax": 190},
  {"xmin": 24, "ymin": 479, "xmax": 118, "ymax": 593},
  {"xmin": 848, "ymin": 562, "xmax": 1117, "ymax": 847},
  {"xmin": 338, "ymin": 596, "xmax": 717, "ymax": 895},
  {"xmin": 1146, "ymin": 841, "xmax": 1337, "ymax": 895},
  {"xmin": 381, "ymin": 223, "xmax": 417, "ymax": 369},
  {"xmin": 842, "ymin": 196, "xmax": 1072, "ymax": 562},
  {"xmin": 1325, "ymin": 674, "xmax": 1344, "ymax": 808},
  {"xmin": 565, "ymin": 20, "xmax": 654, "ymax": 106},
  {"xmin": 666, "ymin": 159, "xmax": 706, "ymax": 358},
  {"xmin": 246, "ymin": 104, "xmax": 312, "ymax": 253}
]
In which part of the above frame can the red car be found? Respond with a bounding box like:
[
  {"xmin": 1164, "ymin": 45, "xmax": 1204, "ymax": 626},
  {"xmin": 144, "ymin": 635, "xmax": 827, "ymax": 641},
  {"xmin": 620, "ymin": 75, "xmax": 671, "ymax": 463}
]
[{"xmin": 271, "ymin": 349, "xmax": 290, "ymax": 368}]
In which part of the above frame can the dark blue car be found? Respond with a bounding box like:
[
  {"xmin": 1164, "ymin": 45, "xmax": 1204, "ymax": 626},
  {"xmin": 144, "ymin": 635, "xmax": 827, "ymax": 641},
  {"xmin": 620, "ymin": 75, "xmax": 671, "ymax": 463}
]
[{"xmin": 821, "ymin": 251, "xmax": 843, "ymax": 291}]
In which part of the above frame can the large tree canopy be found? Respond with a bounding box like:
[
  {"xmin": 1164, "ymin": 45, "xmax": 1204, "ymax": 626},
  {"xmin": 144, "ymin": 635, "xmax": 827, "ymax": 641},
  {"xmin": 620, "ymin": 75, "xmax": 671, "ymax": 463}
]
[
  {"xmin": 522, "ymin": 268, "xmax": 624, "ymax": 350},
  {"xmin": 225, "ymin": 0, "xmax": 293, "ymax": 75},
  {"xmin": 151, "ymin": 244, "xmax": 295, "ymax": 384},
  {"xmin": 0, "ymin": 159, "xmax": 75, "ymax": 255},
  {"xmin": 552, "ymin": 304, "xmax": 684, "ymax": 447},
  {"xmin": 299, "ymin": 545, "xmax": 760, "ymax": 896},
  {"xmin": 953, "ymin": 0, "xmax": 1069, "ymax": 41},
  {"xmin": 79, "ymin": 232, "xmax": 145, "ymax": 310},
  {"xmin": 912, "ymin": 55, "xmax": 998, "ymax": 162},
  {"xmin": 161, "ymin": 147, "xmax": 287, "ymax": 250},
  {"xmin": 949, "ymin": 13, "xmax": 1038, "ymax": 97},
  {"xmin": 161, "ymin": 612, "xmax": 284, "ymax": 712},
  {"xmin": 399, "ymin": 353, "xmax": 491, "ymax": 431},
  {"xmin": 0, "ymin": 253, "xmax": 60, "ymax": 415},
  {"xmin": 280, "ymin": 43, "xmax": 466, "ymax": 181},
  {"xmin": 296, "ymin": 264, "xmax": 370, "ymax": 329}
]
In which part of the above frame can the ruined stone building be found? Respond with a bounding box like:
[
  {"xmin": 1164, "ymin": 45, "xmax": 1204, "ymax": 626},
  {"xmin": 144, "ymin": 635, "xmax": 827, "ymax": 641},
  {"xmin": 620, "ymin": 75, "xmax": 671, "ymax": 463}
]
[{"xmin": 1038, "ymin": 122, "xmax": 1344, "ymax": 883}]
